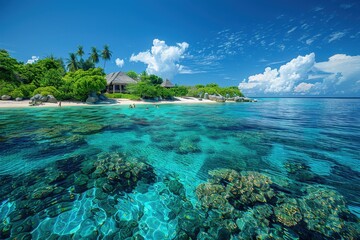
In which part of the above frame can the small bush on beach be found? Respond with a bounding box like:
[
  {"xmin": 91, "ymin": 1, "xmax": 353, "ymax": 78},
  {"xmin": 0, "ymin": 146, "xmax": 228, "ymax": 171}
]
[
  {"xmin": 10, "ymin": 88, "xmax": 24, "ymax": 98},
  {"xmin": 0, "ymin": 80, "xmax": 16, "ymax": 96},
  {"xmin": 104, "ymin": 93, "xmax": 141, "ymax": 100},
  {"xmin": 186, "ymin": 83, "xmax": 243, "ymax": 98},
  {"xmin": 33, "ymin": 86, "xmax": 61, "ymax": 98}
]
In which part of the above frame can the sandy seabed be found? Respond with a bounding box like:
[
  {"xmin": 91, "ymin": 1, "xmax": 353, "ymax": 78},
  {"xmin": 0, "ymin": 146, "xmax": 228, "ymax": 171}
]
[{"xmin": 0, "ymin": 97, "xmax": 216, "ymax": 108}]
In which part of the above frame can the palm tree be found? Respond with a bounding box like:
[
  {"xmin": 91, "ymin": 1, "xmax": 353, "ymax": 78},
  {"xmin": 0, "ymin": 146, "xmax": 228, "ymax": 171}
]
[
  {"xmin": 66, "ymin": 53, "xmax": 78, "ymax": 72},
  {"xmin": 77, "ymin": 46, "xmax": 84, "ymax": 60},
  {"xmin": 101, "ymin": 45, "xmax": 112, "ymax": 71},
  {"xmin": 90, "ymin": 47, "xmax": 100, "ymax": 65}
]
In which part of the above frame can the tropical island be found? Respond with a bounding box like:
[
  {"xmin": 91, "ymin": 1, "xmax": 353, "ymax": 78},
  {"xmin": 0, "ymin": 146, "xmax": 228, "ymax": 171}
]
[{"xmin": 0, "ymin": 47, "xmax": 253, "ymax": 108}]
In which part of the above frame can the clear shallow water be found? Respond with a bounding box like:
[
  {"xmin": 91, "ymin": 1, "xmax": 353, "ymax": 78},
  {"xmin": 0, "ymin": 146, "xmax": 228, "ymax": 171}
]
[{"xmin": 0, "ymin": 98, "xmax": 359, "ymax": 239}]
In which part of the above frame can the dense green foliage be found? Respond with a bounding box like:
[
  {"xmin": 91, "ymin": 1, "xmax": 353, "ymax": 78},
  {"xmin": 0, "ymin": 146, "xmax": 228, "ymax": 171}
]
[
  {"xmin": 140, "ymin": 73, "xmax": 163, "ymax": 85},
  {"xmin": 126, "ymin": 81, "xmax": 188, "ymax": 99},
  {"xmin": 124, "ymin": 72, "xmax": 187, "ymax": 99},
  {"xmin": 90, "ymin": 47, "xmax": 100, "ymax": 65},
  {"xmin": 187, "ymin": 83, "xmax": 243, "ymax": 98},
  {"xmin": 0, "ymin": 49, "xmax": 106, "ymax": 101},
  {"xmin": 0, "ymin": 50, "xmax": 19, "ymax": 82},
  {"xmin": 67, "ymin": 46, "xmax": 102, "ymax": 72},
  {"xmin": 104, "ymin": 93, "xmax": 141, "ymax": 100},
  {"xmin": 0, "ymin": 49, "xmax": 243, "ymax": 102},
  {"xmin": 33, "ymin": 86, "xmax": 61, "ymax": 98},
  {"xmin": 62, "ymin": 68, "xmax": 106, "ymax": 100},
  {"xmin": 126, "ymin": 71, "xmax": 138, "ymax": 79}
]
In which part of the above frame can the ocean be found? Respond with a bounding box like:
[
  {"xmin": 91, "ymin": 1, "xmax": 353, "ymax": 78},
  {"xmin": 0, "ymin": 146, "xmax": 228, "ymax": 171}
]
[{"xmin": 0, "ymin": 98, "xmax": 359, "ymax": 239}]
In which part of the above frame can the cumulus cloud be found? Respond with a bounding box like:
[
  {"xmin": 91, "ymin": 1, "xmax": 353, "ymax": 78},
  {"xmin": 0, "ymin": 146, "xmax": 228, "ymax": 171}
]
[
  {"xmin": 26, "ymin": 56, "xmax": 39, "ymax": 64},
  {"xmin": 115, "ymin": 58, "xmax": 124, "ymax": 68},
  {"xmin": 239, "ymin": 53, "xmax": 315, "ymax": 94},
  {"xmin": 239, "ymin": 53, "xmax": 360, "ymax": 96},
  {"xmin": 313, "ymin": 54, "xmax": 360, "ymax": 94},
  {"xmin": 130, "ymin": 39, "xmax": 189, "ymax": 79},
  {"xmin": 294, "ymin": 82, "xmax": 314, "ymax": 93}
]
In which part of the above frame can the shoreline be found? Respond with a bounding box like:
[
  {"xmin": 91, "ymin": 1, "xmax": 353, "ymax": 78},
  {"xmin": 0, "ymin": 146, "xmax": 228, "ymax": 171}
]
[{"xmin": 0, "ymin": 97, "xmax": 217, "ymax": 108}]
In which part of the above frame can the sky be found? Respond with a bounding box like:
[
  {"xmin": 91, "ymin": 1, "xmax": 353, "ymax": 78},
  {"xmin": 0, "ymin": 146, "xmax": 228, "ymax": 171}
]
[{"xmin": 1, "ymin": 0, "xmax": 359, "ymax": 96}]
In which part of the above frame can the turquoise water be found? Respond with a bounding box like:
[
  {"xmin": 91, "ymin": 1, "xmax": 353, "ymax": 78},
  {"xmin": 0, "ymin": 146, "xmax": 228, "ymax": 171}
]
[{"xmin": 0, "ymin": 98, "xmax": 359, "ymax": 239}]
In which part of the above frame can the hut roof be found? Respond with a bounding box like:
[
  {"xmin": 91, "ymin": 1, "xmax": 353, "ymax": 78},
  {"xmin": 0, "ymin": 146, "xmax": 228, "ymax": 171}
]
[
  {"xmin": 161, "ymin": 79, "xmax": 175, "ymax": 88},
  {"xmin": 106, "ymin": 72, "xmax": 137, "ymax": 85}
]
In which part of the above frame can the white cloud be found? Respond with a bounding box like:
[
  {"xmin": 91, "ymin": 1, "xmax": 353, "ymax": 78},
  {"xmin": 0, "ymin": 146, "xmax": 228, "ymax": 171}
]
[
  {"xmin": 115, "ymin": 58, "xmax": 124, "ymax": 68},
  {"xmin": 130, "ymin": 39, "xmax": 189, "ymax": 79},
  {"xmin": 306, "ymin": 39, "xmax": 314, "ymax": 45},
  {"xmin": 294, "ymin": 82, "xmax": 314, "ymax": 93},
  {"xmin": 305, "ymin": 34, "xmax": 321, "ymax": 45},
  {"xmin": 287, "ymin": 27, "xmax": 297, "ymax": 34},
  {"xmin": 314, "ymin": 54, "xmax": 360, "ymax": 89},
  {"xmin": 340, "ymin": 4, "xmax": 353, "ymax": 9},
  {"xmin": 239, "ymin": 53, "xmax": 315, "ymax": 94},
  {"xmin": 279, "ymin": 44, "xmax": 286, "ymax": 51},
  {"xmin": 26, "ymin": 56, "xmax": 39, "ymax": 64},
  {"xmin": 328, "ymin": 31, "xmax": 346, "ymax": 43},
  {"xmin": 239, "ymin": 53, "xmax": 360, "ymax": 96}
]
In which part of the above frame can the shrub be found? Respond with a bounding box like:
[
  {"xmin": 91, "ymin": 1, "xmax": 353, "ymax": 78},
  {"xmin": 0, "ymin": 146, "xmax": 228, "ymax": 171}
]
[
  {"xmin": 170, "ymin": 86, "xmax": 188, "ymax": 96},
  {"xmin": 10, "ymin": 88, "xmax": 24, "ymax": 98},
  {"xmin": 0, "ymin": 80, "xmax": 16, "ymax": 96},
  {"xmin": 63, "ymin": 68, "xmax": 106, "ymax": 101},
  {"xmin": 104, "ymin": 93, "xmax": 141, "ymax": 100},
  {"xmin": 18, "ymin": 84, "xmax": 36, "ymax": 98},
  {"xmin": 33, "ymin": 86, "xmax": 60, "ymax": 98}
]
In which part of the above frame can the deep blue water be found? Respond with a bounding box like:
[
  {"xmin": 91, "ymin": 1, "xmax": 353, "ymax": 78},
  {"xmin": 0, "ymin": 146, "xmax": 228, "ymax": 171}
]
[{"xmin": 0, "ymin": 98, "xmax": 359, "ymax": 239}]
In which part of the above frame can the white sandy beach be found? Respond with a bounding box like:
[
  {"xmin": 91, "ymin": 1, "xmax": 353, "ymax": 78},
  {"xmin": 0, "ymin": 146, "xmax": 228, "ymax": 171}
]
[{"xmin": 0, "ymin": 97, "xmax": 216, "ymax": 108}]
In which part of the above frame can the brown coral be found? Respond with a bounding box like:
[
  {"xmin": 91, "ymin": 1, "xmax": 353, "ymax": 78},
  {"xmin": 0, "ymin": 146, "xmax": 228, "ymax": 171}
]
[{"xmin": 274, "ymin": 198, "xmax": 302, "ymax": 227}]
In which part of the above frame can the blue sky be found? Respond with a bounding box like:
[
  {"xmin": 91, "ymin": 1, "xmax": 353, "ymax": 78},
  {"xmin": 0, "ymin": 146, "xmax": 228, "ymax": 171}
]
[{"xmin": 1, "ymin": 0, "xmax": 359, "ymax": 96}]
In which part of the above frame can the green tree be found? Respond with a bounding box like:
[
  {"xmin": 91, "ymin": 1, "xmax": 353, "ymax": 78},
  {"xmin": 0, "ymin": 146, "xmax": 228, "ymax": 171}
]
[
  {"xmin": 127, "ymin": 81, "xmax": 158, "ymax": 98},
  {"xmin": 0, "ymin": 80, "xmax": 16, "ymax": 96},
  {"xmin": 148, "ymin": 74, "xmax": 163, "ymax": 85},
  {"xmin": 0, "ymin": 49, "xmax": 20, "ymax": 82},
  {"xmin": 77, "ymin": 46, "xmax": 84, "ymax": 60},
  {"xmin": 126, "ymin": 70, "xmax": 138, "ymax": 79},
  {"xmin": 101, "ymin": 45, "xmax": 112, "ymax": 70},
  {"xmin": 206, "ymin": 83, "xmax": 219, "ymax": 88},
  {"xmin": 139, "ymin": 73, "xmax": 163, "ymax": 85},
  {"xmin": 33, "ymin": 86, "xmax": 61, "ymax": 98},
  {"xmin": 66, "ymin": 53, "xmax": 78, "ymax": 72},
  {"xmin": 40, "ymin": 69, "xmax": 64, "ymax": 88},
  {"xmin": 81, "ymin": 58, "xmax": 95, "ymax": 71},
  {"xmin": 18, "ymin": 84, "xmax": 36, "ymax": 98},
  {"xmin": 10, "ymin": 88, "xmax": 24, "ymax": 98},
  {"xmin": 18, "ymin": 57, "xmax": 65, "ymax": 86},
  {"xmin": 62, "ymin": 68, "xmax": 106, "ymax": 100},
  {"xmin": 171, "ymin": 86, "xmax": 188, "ymax": 96},
  {"xmin": 90, "ymin": 47, "xmax": 100, "ymax": 65}
]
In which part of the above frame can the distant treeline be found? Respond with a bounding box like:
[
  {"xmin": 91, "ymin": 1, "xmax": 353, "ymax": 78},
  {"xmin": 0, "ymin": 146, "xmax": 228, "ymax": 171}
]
[{"xmin": 0, "ymin": 48, "xmax": 243, "ymax": 101}]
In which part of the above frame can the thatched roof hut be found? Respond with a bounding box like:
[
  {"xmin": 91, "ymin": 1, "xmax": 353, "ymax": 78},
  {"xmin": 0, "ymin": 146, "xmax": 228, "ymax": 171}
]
[
  {"xmin": 106, "ymin": 72, "xmax": 137, "ymax": 93},
  {"xmin": 161, "ymin": 79, "xmax": 175, "ymax": 88}
]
